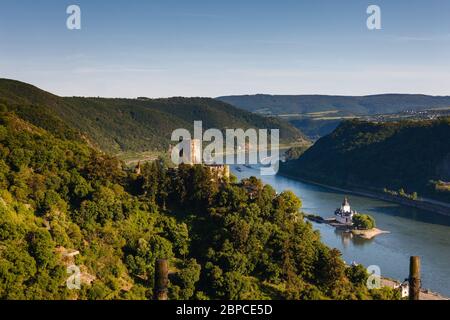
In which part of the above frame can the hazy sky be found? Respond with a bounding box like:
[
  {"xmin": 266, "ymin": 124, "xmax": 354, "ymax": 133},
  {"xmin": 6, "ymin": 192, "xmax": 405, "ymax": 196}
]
[{"xmin": 1, "ymin": 0, "xmax": 450, "ymax": 97}]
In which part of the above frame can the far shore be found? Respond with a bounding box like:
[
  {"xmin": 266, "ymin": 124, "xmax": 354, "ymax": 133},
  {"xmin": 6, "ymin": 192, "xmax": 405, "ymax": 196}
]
[
  {"xmin": 279, "ymin": 173, "xmax": 450, "ymax": 217},
  {"xmin": 119, "ymin": 143, "xmax": 307, "ymax": 167}
]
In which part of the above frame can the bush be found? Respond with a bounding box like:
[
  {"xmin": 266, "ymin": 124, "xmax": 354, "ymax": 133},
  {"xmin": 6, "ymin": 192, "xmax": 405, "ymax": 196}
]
[{"xmin": 353, "ymin": 214, "xmax": 376, "ymax": 230}]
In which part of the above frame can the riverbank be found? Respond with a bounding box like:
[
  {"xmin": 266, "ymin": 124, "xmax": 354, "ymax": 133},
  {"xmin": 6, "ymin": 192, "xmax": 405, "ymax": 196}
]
[
  {"xmin": 279, "ymin": 173, "xmax": 450, "ymax": 217},
  {"xmin": 234, "ymin": 166, "xmax": 450, "ymax": 297},
  {"xmin": 381, "ymin": 278, "xmax": 449, "ymax": 300},
  {"xmin": 305, "ymin": 214, "xmax": 448, "ymax": 298}
]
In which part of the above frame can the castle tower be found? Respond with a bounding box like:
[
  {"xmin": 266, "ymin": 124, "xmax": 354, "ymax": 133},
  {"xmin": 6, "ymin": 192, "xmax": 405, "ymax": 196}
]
[
  {"xmin": 189, "ymin": 139, "xmax": 202, "ymax": 165},
  {"xmin": 335, "ymin": 197, "xmax": 355, "ymax": 225},
  {"xmin": 179, "ymin": 139, "xmax": 202, "ymax": 165},
  {"xmin": 135, "ymin": 161, "xmax": 142, "ymax": 175},
  {"xmin": 342, "ymin": 197, "xmax": 351, "ymax": 213}
]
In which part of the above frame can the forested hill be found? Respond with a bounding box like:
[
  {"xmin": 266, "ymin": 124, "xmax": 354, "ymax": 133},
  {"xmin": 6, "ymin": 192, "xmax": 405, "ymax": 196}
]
[
  {"xmin": 217, "ymin": 94, "xmax": 450, "ymax": 116},
  {"xmin": 280, "ymin": 118, "xmax": 450, "ymax": 203},
  {"xmin": 0, "ymin": 79, "xmax": 307, "ymax": 154},
  {"xmin": 0, "ymin": 111, "xmax": 398, "ymax": 300}
]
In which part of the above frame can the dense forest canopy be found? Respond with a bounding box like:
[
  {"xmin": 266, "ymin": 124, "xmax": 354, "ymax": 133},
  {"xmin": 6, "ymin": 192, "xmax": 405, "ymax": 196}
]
[
  {"xmin": 0, "ymin": 79, "xmax": 307, "ymax": 154},
  {"xmin": 0, "ymin": 110, "xmax": 398, "ymax": 300},
  {"xmin": 280, "ymin": 118, "xmax": 450, "ymax": 203}
]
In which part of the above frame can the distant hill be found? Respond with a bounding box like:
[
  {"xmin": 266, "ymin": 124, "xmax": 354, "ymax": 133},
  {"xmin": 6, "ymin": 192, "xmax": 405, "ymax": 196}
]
[
  {"xmin": 0, "ymin": 79, "xmax": 307, "ymax": 154},
  {"xmin": 217, "ymin": 94, "xmax": 450, "ymax": 140},
  {"xmin": 217, "ymin": 94, "xmax": 450, "ymax": 116},
  {"xmin": 280, "ymin": 118, "xmax": 450, "ymax": 203}
]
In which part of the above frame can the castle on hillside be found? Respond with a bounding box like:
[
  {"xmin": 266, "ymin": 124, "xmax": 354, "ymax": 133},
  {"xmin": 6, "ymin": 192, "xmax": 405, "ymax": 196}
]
[
  {"xmin": 176, "ymin": 139, "xmax": 230, "ymax": 180},
  {"xmin": 335, "ymin": 197, "xmax": 357, "ymax": 225},
  {"xmin": 134, "ymin": 139, "xmax": 230, "ymax": 181}
]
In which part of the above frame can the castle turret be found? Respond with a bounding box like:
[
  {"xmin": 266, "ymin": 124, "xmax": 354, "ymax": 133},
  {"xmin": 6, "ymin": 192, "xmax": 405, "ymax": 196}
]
[
  {"xmin": 342, "ymin": 197, "xmax": 351, "ymax": 213},
  {"xmin": 335, "ymin": 197, "xmax": 356, "ymax": 225}
]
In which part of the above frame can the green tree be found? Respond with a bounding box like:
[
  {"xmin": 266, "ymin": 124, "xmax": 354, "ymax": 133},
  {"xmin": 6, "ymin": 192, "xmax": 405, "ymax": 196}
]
[
  {"xmin": 346, "ymin": 264, "xmax": 369, "ymax": 286},
  {"xmin": 353, "ymin": 214, "xmax": 376, "ymax": 230},
  {"xmin": 171, "ymin": 259, "xmax": 201, "ymax": 300},
  {"xmin": 28, "ymin": 229, "xmax": 56, "ymax": 269}
]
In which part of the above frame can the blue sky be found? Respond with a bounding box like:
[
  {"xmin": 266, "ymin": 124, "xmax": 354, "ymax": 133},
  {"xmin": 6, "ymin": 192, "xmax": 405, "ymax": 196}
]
[{"xmin": 1, "ymin": 0, "xmax": 449, "ymax": 97}]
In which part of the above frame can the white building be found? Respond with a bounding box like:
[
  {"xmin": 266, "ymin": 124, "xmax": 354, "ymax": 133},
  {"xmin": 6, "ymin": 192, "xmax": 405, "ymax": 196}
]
[
  {"xmin": 395, "ymin": 283, "xmax": 410, "ymax": 298},
  {"xmin": 335, "ymin": 197, "xmax": 357, "ymax": 225}
]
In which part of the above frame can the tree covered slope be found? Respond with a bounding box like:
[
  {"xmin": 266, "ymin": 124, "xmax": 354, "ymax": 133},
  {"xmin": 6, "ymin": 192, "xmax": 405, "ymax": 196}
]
[
  {"xmin": 0, "ymin": 111, "xmax": 397, "ymax": 300},
  {"xmin": 280, "ymin": 118, "xmax": 450, "ymax": 203},
  {"xmin": 0, "ymin": 79, "xmax": 307, "ymax": 154}
]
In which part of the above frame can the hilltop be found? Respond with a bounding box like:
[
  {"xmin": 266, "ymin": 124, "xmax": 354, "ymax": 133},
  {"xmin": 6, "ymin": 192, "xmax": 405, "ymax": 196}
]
[
  {"xmin": 217, "ymin": 94, "xmax": 450, "ymax": 140},
  {"xmin": 0, "ymin": 79, "xmax": 307, "ymax": 154},
  {"xmin": 217, "ymin": 94, "xmax": 450, "ymax": 116}
]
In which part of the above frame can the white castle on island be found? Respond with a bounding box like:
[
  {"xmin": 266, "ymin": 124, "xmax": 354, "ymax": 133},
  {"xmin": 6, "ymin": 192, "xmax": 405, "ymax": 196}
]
[{"xmin": 334, "ymin": 197, "xmax": 358, "ymax": 225}]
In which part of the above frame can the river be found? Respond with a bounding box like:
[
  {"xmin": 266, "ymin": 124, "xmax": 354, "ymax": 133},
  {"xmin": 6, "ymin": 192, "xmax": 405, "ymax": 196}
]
[{"xmin": 231, "ymin": 165, "xmax": 450, "ymax": 296}]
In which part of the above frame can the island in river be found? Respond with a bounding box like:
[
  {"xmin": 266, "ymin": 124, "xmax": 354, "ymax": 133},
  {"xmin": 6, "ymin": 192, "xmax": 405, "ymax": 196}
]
[
  {"xmin": 232, "ymin": 164, "xmax": 450, "ymax": 297},
  {"xmin": 304, "ymin": 214, "xmax": 390, "ymax": 240}
]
